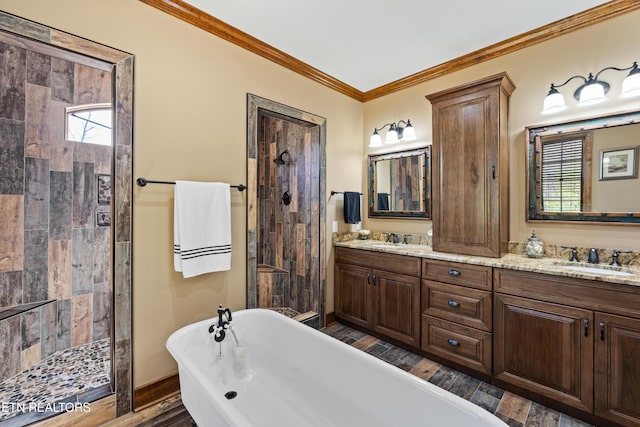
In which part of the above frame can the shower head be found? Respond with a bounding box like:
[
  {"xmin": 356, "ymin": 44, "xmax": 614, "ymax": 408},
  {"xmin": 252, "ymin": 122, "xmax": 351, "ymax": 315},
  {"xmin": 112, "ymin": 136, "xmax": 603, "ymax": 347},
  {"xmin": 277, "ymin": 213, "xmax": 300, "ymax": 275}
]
[{"xmin": 273, "ymin": 150, "xmax": 290, "ymax": 165}]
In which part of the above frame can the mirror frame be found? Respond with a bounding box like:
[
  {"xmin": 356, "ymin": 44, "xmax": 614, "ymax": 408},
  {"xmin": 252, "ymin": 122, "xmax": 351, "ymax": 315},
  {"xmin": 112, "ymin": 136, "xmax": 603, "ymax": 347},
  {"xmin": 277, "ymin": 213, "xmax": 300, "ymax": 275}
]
[
  {"xmin": 368, "ymin": 147, "xmax": 430, "ymax": 219},
  {"xmin": 526, "ymin": 109, "xmax": 640, "ymax": 224}
]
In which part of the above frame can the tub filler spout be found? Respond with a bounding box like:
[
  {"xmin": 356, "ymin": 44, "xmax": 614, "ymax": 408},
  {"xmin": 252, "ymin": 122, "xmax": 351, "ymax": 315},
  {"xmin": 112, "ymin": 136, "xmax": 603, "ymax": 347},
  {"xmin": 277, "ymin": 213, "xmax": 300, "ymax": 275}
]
[
  {"xmin": 208, "ymin": 305, "xmax": 233, "ymax": 342},
  {"xmin": 208, "ymin": 305, "xmax": 240, "ymax": 359}
]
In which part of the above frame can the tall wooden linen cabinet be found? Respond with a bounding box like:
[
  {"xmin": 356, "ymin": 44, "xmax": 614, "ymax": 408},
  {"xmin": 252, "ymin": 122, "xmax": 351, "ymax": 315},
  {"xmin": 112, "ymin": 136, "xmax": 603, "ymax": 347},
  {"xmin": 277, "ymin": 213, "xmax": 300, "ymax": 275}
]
[{"xmin": 426, "ymin": 73, "xmax": 515, "ymax": 258}]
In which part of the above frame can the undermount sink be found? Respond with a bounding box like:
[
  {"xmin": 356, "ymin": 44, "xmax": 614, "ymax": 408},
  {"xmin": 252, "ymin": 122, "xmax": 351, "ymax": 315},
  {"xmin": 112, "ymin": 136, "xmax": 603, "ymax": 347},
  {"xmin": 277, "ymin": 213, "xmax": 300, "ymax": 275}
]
[
  {"xmin": 368, "ymin": 242, "xmax": 401, "ymax": 248},
  {"xmin": 555, "ymin": 263, "xmax": 637, "ymax": 277}
]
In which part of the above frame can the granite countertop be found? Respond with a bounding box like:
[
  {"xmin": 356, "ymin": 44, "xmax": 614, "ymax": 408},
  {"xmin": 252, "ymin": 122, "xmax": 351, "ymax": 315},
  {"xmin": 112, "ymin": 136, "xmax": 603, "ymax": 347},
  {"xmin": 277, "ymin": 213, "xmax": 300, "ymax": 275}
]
[{"xmin": 334, "ymin": 240, "xmax": 640, "ymax": 287}]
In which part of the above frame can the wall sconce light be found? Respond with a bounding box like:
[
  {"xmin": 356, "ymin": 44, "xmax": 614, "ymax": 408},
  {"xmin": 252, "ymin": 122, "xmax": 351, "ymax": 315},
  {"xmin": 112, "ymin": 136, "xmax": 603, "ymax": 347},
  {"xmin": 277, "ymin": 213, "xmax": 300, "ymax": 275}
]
[
  {"xmin": 542, "ymin": 61, "xmax": 640, "ymax": 114},
  {"xmin": 369, "ymin": 119, "xmax": 416, "ymax": 147}
]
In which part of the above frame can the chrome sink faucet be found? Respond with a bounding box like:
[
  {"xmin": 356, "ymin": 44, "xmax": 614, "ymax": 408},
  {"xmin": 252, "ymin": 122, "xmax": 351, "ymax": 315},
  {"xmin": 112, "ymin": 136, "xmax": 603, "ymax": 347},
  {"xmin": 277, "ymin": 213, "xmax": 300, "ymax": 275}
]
[
  {"xmin": 587, "ymin": 248, "xmax": 599, "ymax": 264},
  {"xmin": 610, "ymin": 249, "xmax": 632, "ymax": 267}
]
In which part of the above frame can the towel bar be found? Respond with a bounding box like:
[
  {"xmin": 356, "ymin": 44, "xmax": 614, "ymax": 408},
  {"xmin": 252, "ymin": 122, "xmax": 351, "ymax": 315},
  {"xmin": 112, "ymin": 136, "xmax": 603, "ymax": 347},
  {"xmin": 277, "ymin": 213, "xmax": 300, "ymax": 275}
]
[
  {"xmin": 331, "ymin": 191, "xmax": 362, "ymax": 196},
  {"xmin": 136, "ymin": 177, "xmax": 246, "ymax": 192}
]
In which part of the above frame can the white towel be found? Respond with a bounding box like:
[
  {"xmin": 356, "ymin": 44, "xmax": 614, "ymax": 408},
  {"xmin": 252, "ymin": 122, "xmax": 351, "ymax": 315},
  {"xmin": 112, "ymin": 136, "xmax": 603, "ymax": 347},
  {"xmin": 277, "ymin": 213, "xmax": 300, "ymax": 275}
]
[{"xmin": 174, "ymin": 181, "xmax": 231, "ymax": 278}]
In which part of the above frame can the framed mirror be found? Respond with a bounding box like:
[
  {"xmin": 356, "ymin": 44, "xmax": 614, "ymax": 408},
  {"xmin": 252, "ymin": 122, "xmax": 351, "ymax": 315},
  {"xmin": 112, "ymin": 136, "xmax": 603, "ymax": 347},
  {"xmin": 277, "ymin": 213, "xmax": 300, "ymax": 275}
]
[
  {"xmin": 368, "ymin": 147, "xmax": 430, "ymax": 219},
  {"xmin": 526, "ymin": 110, "xmax": 640, "ymax": 223}
]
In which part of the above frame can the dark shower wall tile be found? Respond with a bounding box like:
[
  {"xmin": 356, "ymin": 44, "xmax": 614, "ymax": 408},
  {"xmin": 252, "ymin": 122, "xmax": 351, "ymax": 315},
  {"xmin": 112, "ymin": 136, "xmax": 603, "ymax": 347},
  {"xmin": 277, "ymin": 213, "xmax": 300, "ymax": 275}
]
[
  {"xmin": 72, "ymin": 228, "xmax": 93, "ymax": 296},
  {"xmin": 48, "ymin": 239, "xmax": 72, "ymax": 300},
  {"xmin": 20, "ymin": 308, "xmax": 40, "ymax": 350},
  {"xmin": 74, "ymin": 63, "xmax": 112, "ymax": 105},
  {"xmin": 73, "ymin": 161, "xmax": 95, "ymax": 228},
  {"xmin": 115, "ymin": 338, "xmax": 131, "ymax": 416},
  {"xmin": 94, "ymin": 144, "xmax": 113, "ymax": 175},
  {"xmin": 93, "ymin": 226, "xmax": 110, "ymax": 284},
  {"xmin": 39, "ymin": 301, "xmax": 57, "ymax": 358},
  {"xmin": 114, "ymin": 242, "xmax": 131, "ymax": 341},
  {"xmin": 115, "ymin": 56, "xmax": 133, "ymax": 148},
  {"xmin": 56, "ymin": 298, "xmax": 71, "ymax": 351},
  {"xmin": 50, "ymin": 171, "xmax": 72, "ymax": 240},
  {"xmin": 0, "ymin": 316, "xmax": 21, "ymax": 383},
  {"xmin": 51, "ymin": 57, "xmax": 74, "ymax": 103},
  {"xmin": 0, "ymin": 271, "xmax": 22, "ymax": 308},
  {"xmin": 0, "ymin": 119, "xmax": 25, "ymax": 195},
  {"xmin": 93, "ymin": 291, "xmax": 111, "ymax": 341},
  {"xmin": 115, "ymin": 145, "xmax": 131, "ymax": 242},
  {"xmin": 25, "ymin": 83, "xmax": 51, "ymax": 159},
  {"xmin": 27, "ymin": 50, "xmax": 51, "ymax": 87},
  {"xmin": 23, "ymin": 230, "xmax": 48, "ymax": 303},
  {"xmin": 0, "ymin": 41, "xmax": 26, "ymax": 121},
  {"xmin": 24, "ymin": 157, "xmax": 50, "ymax": 231},
  {"xmin": 49, "ymin": 100, "xmax": 73, "ymax": 172},
  {"xmin": 0, "ymin": 195, "xmax": 24, "ymax": 273},
  {"xmin": 71, "ymin": 293, "xmax": 92, "ymax": 347}
]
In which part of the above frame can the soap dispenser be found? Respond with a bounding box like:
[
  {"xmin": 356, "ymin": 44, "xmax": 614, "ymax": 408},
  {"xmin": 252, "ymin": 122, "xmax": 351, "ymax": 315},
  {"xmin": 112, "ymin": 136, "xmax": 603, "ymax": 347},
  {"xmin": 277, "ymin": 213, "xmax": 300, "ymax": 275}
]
[{"xmin": 525, "ymin": 230, "xmax": 544, "ymax": 258}]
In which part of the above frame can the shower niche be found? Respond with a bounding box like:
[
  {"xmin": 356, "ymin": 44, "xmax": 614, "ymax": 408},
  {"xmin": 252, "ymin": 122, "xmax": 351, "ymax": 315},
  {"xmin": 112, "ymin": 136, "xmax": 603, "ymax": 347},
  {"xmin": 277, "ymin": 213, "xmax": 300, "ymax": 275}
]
[{"xmin": 247, "ymin": 95, "xmax": 327, "ymax": 328}]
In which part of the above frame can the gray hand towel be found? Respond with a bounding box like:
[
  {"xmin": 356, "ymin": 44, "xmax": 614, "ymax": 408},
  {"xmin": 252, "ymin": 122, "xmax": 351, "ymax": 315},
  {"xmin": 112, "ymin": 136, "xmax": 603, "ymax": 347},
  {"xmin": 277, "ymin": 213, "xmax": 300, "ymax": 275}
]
[{"xmin": 343, "ymin": 192, "xmax": 361, "ymax": 224}]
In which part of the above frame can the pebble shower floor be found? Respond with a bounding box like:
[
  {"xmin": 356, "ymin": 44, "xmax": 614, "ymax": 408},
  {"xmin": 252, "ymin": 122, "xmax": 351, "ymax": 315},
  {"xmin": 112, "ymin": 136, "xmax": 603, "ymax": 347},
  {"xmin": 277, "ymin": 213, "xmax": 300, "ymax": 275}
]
[{"xmin": 0, "ymin": 339, "xmax": 111, "ymax": 425}]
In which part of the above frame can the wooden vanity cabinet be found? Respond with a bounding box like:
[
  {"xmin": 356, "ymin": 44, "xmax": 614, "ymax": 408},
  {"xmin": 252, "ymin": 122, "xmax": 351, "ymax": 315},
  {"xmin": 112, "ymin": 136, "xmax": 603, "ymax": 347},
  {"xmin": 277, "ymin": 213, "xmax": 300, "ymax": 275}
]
[
  {"xmin": 594, "ymin": 313, "xmax": 640, "ymax": 426},
  {"xmin": 335, "ymin": 247, "xmax": 421, "ymax": 347},
  {"xmin": 494, "ymin": 293, "xmax": 594, "ymax": 412},
  {"xmin": 426, "ymin": 73, "xmax": 515, "ymax": 258},
  {"xmin": 421, "ymin": 259, "xmax": 493, "ymax": 374},
  {"xmin": 494, "ymin": 268, "xmax": 640, "ymax": 425}
]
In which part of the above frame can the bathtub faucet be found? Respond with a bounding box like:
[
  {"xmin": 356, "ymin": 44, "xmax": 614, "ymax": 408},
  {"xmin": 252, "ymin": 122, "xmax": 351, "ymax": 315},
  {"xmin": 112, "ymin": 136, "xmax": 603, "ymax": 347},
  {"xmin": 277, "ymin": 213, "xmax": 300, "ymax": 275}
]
[{"xmin": 209, "ymin": 305, "xmax": 233, "ymax": 343}]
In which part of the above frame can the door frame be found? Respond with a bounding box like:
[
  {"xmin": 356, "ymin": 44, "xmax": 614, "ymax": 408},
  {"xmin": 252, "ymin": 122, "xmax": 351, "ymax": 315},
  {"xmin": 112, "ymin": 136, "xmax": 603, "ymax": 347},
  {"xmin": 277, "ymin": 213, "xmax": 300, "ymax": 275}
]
[{"xmin": 246, "ymin": 94, "xmax": 326, "ymax": 327}]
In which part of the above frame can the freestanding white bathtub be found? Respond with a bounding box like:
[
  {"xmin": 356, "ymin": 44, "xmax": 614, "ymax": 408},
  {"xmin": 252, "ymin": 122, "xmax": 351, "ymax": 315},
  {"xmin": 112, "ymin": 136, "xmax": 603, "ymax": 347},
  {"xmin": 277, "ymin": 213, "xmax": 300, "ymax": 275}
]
[{"xmin": 166, "ymin": 309, "xmax": 507, "ymax": 427}]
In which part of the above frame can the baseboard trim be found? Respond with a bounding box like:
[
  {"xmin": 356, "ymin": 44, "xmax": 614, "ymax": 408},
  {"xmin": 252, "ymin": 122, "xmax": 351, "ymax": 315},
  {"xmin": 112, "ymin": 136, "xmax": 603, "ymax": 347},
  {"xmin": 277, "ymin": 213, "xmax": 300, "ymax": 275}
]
[
  {"xmin": 326, "ymin": 311, "xmax": 336, "ymax": 326},
  {"xmin": 133, "ymin": 372, "xmax": 180, "ymax": 411}
]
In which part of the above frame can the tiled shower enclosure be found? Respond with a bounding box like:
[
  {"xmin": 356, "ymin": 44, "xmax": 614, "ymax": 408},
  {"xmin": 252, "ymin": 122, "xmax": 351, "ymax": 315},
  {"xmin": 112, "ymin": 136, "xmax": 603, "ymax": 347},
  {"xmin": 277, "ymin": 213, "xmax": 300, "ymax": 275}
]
[{"xmin": 0, "ymin": 25, "xmax": 115, "ymax": 424}]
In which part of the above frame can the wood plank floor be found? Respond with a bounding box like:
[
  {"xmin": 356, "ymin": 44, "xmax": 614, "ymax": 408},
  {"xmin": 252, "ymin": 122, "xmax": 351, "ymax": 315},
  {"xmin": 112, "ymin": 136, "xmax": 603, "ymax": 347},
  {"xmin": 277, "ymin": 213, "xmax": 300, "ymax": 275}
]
[
  {"xmin": 43, "ymin": 319, "xmax": 596, "ymax": 426},
  {"xmin": 322, "ymin": 323, "xmax": 593, "ymax": 427}
]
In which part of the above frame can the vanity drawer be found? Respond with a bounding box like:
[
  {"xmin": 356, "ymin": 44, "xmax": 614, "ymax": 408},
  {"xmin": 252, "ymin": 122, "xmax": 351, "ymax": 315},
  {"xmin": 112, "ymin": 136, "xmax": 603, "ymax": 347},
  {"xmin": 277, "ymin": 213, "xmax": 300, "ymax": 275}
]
[
  {"xmin": 336, "ymin": 247, "xmax": 421, "ymax": 276},
  {"xmin": 422, "ymin": 259, "xmax": 492, "ymax": 290},
  {"xmin": 422, "ymin": 280, "xmax": 492, "ymax": 331},
  {"xmin": 421, "ymin": 315, "xmax": 492, "ymax": 375}
]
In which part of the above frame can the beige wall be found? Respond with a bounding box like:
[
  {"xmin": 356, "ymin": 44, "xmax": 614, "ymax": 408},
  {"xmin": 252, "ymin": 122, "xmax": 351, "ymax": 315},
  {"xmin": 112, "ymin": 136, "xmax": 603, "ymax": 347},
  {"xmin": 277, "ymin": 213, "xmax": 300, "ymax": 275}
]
[
  {"xmin": 3, "ymin": 0, "xmax": 640, "ymax": 389},
  {"xmin": 0, "ymin": 0, "xmax": 362, "ymax": 387},
  {"xmin": 364, "ymin": 10, "xmax": 640, "ymax": 250}
]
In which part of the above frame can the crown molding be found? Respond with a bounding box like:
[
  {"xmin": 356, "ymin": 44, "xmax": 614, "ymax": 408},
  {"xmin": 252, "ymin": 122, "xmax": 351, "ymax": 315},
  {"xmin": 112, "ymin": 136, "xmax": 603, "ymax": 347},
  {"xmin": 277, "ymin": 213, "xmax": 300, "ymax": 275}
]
[
  {"xmin": 362, "ymin": 0, "xmax": 640, "ymax": 101},
  {"xmin": 139, "ymin": 0, "xmax": 364, "ymax": 101},
  {"xmin": 140, "ymin": 0, "xmax": 640, "ymax": 103}
]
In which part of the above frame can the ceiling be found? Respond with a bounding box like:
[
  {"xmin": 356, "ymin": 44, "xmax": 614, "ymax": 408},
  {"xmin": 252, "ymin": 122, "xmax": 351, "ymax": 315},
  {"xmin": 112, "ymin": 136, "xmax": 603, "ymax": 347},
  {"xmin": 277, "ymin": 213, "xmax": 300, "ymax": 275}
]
[{"xmin": 182, "ymin": 0, "xmax": 609, "ymax": 92}]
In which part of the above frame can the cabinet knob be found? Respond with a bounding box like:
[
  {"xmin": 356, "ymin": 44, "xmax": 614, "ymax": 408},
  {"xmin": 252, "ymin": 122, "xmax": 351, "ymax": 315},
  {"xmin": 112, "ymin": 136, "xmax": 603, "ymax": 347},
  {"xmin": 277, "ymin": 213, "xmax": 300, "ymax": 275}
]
[
  {"xmin": 447, "ymin": 338, "xmax": 460, "ymax": 347},
  {"xmin": 600, "ymin": 321, "xmax": 605, "ymax": 341},
  {"xmin": 448, "ymin": 269, "xmax": 461, "ymax": 277},
  {"xmin": 447, "ymin": 300, "xmax": 460, "ymax": 308}
]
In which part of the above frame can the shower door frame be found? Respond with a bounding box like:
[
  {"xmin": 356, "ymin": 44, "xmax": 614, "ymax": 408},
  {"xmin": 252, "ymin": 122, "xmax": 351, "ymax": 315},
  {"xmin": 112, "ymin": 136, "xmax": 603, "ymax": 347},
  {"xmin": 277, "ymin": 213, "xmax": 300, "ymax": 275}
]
[{"xmin": 246, "ymin": 94, "xmax": 327, "ymax": 327}]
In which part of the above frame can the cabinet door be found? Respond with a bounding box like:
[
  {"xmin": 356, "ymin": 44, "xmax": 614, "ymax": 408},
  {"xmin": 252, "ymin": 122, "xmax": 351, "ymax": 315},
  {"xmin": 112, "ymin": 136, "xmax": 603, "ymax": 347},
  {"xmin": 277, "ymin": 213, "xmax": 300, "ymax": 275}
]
[
  {"xmin": 372, "ymin": 270, "xmax": 420, "ymax": 347},
  {"xmin": 494, "ymin": 294, "xmax": 594, "ymax": 412},
  {"xmin": 335, "ymin": 262, "xmax": 372, "ymax": 329},
  {"xmin": 595, "ymin": 312, "xmax": 640, "ymax": 426}
]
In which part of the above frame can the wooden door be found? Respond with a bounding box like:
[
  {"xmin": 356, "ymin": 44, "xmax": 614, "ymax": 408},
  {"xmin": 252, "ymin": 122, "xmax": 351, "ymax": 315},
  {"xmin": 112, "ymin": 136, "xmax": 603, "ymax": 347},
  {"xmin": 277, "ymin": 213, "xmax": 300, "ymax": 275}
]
[
  {"xmin": 595, "ymin": 312, "xmax": 640, "ymax": 426},
  {"xmin": 494, "ymin": 294, "xmax": 594, "ymax": 412},
  {"xmin": 372, "ymin": 270, "xmax": 420, "ymax": 347},
  {"xmin": 335, "ymin": 262, "xmax": 372, "ymax": 329}
]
